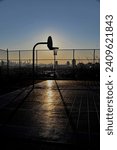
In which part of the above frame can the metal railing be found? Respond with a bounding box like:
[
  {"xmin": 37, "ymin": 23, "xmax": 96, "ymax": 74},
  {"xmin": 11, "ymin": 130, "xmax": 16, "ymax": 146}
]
[{"xmin": 0, "ymin": 49, "xmax": 100, "ymax": 79}]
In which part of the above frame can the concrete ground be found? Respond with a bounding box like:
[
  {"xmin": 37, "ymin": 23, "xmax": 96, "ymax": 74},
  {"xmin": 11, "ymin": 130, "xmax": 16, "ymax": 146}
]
[{"xmin": 0, "ymin": 80, "xmax": 100, "ymax": 150}]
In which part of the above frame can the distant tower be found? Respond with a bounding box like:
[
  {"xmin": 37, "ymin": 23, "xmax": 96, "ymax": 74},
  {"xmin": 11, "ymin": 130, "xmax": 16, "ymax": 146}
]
[
  {"xmin": 55, "ymin": 61, "xmax": 58, "ymax": 67},
  {"xmin": 66, "ymin": 61, "xmax": 70, "ymax": 66},
  {"xmin": 72, "ymin": 59, "xmax": 76, "ymax": 68}
]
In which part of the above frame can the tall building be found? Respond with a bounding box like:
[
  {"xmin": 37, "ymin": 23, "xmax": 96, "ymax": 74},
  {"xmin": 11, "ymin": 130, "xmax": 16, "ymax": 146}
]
[
  {"xmin": 66, "ymin": 61, "xmax": 70, "ymax": 66},
  {"xmin": 72, "ymin": 59, "xmax": 76, "ymax": 68}
]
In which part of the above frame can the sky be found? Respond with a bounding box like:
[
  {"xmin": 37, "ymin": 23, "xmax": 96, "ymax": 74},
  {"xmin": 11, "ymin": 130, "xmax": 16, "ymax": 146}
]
[{"xmin": 0, "ymin": 0, "xmax": 100, "ymax": 50}]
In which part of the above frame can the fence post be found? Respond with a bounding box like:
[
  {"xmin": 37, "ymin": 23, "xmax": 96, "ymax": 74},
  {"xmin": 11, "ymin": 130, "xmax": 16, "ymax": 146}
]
[
  {"xmin": 72, "ymin": 49, "xmax": 76, "ymax": 78},
  {"xmin": 93, "ymin": 49, "xmax": 95, "ymax": 64},
  {"xmin": 19, "ymin": 50, "xmax": 21, "ymax": 72},
  {"xmin": 36, "ymin": 50, "xmax": 38, "ymax": 71},
  {"xmin": 7, "ymin": 49, "xmax": 9, "ymax": 76},
  {"xmin": 73, "ymin": 49, "xmax": 75, "ymax": 60}
]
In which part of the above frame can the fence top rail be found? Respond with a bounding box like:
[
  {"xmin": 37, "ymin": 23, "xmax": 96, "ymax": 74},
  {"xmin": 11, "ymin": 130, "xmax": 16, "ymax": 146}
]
[
  {"xmin": 0, "ymin": 49, "xmax": 6, "ymax": 51},
  {"xmin": 7, "ymin": 49, "xmax": 100, "ymax": 52},
  {"xmin": 0, "ymin": 58, "xmax": 100, "ymax": 60},
  {"xmin": 58, "ymin": 49, "xmax": 100, "ymax": 50}
]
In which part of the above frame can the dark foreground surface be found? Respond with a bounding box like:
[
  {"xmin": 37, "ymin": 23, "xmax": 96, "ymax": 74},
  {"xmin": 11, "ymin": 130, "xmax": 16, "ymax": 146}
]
[{"xmin": 0, "ymin": 80, "xmax": 100, "ymax": 150}]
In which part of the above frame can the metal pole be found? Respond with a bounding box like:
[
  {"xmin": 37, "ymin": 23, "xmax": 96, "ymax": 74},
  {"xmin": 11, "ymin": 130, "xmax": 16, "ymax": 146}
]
[
  {"xmin": 19, "ymin": 50, "xmax": 21, "ymax": 71},
  {"xmin": 32, "ymin": 42, "xmax": 47, "ymax": 88},
  {"xmin": 72, "ymin": 49, "xmax": 75, "ymax": 78},
  {"xmin": 54, "ymin": 52, "xmax": 56, "ymax": 79},
  {"xmin": 7, "ymin": 49, "xmax": 9, "ymax": 76},
  {"xmin": 36, "ymin": 50, "xmax": 38, "ymax": 71},
  {"xmin": 93, "ymin": 49, "xmax": 95, "ymax": 64},
  {"xmin": 73, "ymin": 49, "xmax": 75, "ymax": 60}
]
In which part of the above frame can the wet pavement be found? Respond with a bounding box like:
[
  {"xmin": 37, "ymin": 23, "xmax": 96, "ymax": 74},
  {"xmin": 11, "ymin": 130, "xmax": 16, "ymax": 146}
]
[{"xmin": 0, "ymin": 80, "xmax": 100, "ymax": 149}]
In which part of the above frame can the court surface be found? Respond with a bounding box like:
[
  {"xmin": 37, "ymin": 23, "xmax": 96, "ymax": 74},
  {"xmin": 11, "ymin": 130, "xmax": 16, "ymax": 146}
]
[{"xmin": 0, "ymin": 80, "xmax": 100, "ymax": 149}]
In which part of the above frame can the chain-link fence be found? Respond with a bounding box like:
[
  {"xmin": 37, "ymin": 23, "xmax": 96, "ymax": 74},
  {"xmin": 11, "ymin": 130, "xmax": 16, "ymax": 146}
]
[
  {"xmin": 0, "ymin": 49, "xmax": 100, "ymax": 78},
  {"xmin": 0, "ymin": 49, "xmax": 8, "ymax": 76},
  {"xmin": 0, "ymin": 49, "xmax": 100, "ymax": 94}
]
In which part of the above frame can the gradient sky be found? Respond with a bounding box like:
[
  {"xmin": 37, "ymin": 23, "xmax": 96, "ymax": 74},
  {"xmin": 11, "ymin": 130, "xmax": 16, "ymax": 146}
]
[{"xmin": 0, "ymin": 0, "xmax": 100, "ymax": 50}]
